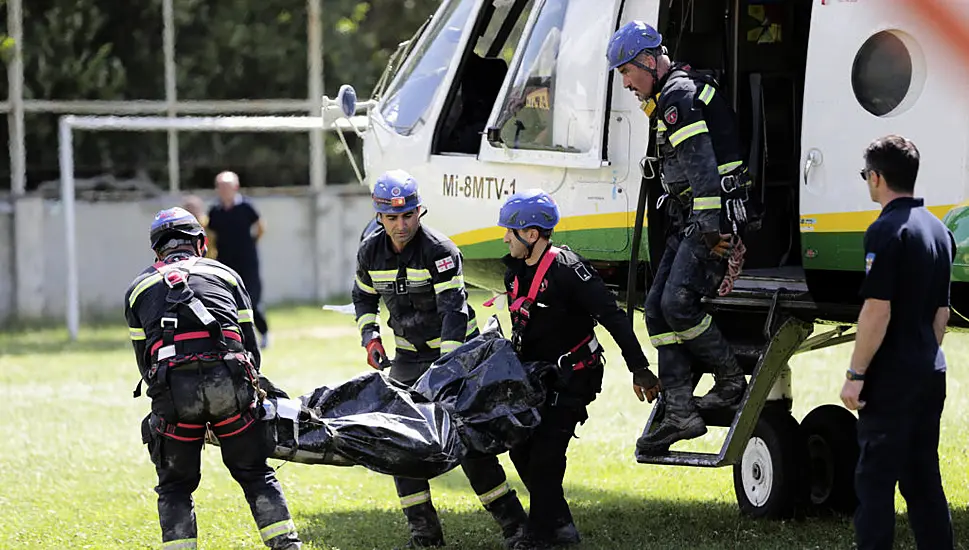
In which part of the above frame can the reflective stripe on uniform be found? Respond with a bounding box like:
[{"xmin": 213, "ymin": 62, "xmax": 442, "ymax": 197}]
[
  {"xmin": 238, "ymin": 309, "xmax": 253, "ymax": 323},
  {"xmin": 368, "ymin": 270, "xmax": 397, "ymax": 283},
  {"xmin": 162, "ymin": 539, "xmax": 197, "ymax": 550},
  {"xmin": 426, "ymin": 338, "xmax": 441, "ymax": 349},
  {"xmin": 466, "ymin": 317, "xmax": 478, "ymax": 336},
  {"xmin": 441, "ymin": 340, "xmax": 461, "ymax": 354},
  {"xmin": 718, "ymin": 160, "xmax": 743, "ymax": 175},
  {"xmin": 407, "ymin": 268, "xmax": 431, "ymax": 282},
  {"xmin": 668, "ymin": 120, "xmax": 708, "ymax": 147},
  {"xmin": 693, "ymin": 197, "xmax": 721, "ymax": 211},
  {"xmin": 355, "ymin": 275, "xmax": 377, "ymax": 294},
  {"xmin": 129, "ymin": 327, "xmax": 146, "ymax": 341},
  {"xmin": 678, "ymin": 314, "xmax": 712, "ymax": 341},
  {"xmin": 128, "ymin": 274, "xmax": 163, "ymax": 307},
  {"xmin": 357, "ymin": 313, "xmax": 378, "ymax": 331},
  {"xmin": 188, "ymin": 264, "xmax": 238, "ymax": 286},
  {"xmin": 434, "ymin": 275, "xmax": 464, "ymax": 294},
  {"xmin": 478, "ymin": 481, "xmax": 510, "ymax": 506},
  {"xmin": 656, "ymin": 120, "xmax": 667, "ymax": 132},
  {"xmin": 400, "ymin": 490, "xmax": 431, "ymax": 508},
  {"xmin": 260, "ymin": 519, "xmax": 296, "ymax": 542},
  {"xmin": 395, "ymin": 335, "xmax": 417, "ymax": 352},
  {"xmin": 698, "ymin": 84, "xmax": 715, "ymax": 105},
  {"xmin": 649, "ymin": 332, "xmax": 680, "ymax": 347}
]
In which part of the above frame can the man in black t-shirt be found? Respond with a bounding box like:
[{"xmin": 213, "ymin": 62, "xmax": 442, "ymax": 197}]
[
  {"xmin": 841, "ymin": 135, "xmax": 954, "ymax": 550},
  {"xmin": 207, "ymin": 171, "xmax": 270, "ymax": 348}
]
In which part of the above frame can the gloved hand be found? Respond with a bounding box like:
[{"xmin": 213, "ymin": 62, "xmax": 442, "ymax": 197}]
[
  {"xmin": 701, "ymin": 231, "xmax": 733, "ymax": 259},
  {"xmin": 632, "ymin": 367, "xmax": 661, "ymax": 403},
  {"xmin": 365, "ymin": 338, "xmax": 389, "ymax": 370}
]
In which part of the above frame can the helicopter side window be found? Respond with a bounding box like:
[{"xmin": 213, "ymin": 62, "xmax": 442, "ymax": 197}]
[
  {"xmin": 493, "ymin": 0, "xmax": 570, "ymax": 151},
  {"xmin": 378, "ymin": 0, "xmax": 477, "ymax": 136}
]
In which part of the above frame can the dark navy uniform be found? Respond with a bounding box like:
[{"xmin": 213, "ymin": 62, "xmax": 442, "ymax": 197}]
[
  {"xmin": 352, "ymin": 223, "xmax": 527, "ymax": 547},
  {"xmin": 854, "ymin": 197, "xmax": 954, "ymax": 550},
  {"xmin": 125, "ymin": 253, "xmax": 299, "ymax": 549},
  {"xmin": 207, "ymin": 197, "xmax": 268, "ymax": 336},
  {"xmin": 501, "ymin": 244, "xmax": 650, "ymax": 542},
  {"xmin": 638, "ymin": 63, "xmax": 754, "ymax": 452}
]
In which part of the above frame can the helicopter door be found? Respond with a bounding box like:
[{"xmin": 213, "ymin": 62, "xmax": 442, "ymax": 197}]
[
  {"xmin": 800, "ymin": 2, "xmax": 967, "ymax": 272},
  {"xmin": 478, "ymin": 0, "xmax": 622, "ymax": 169}
]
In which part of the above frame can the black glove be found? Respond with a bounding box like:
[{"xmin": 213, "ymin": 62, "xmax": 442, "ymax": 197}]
[{"xmin": 632, "ymin": 367, "xmax": 661, "ymax": 403}]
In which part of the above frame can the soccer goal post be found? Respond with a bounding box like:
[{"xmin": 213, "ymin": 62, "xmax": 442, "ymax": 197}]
[{"xmin": 57, "ymin": 112, "xmax": 369, "ymax": 341}]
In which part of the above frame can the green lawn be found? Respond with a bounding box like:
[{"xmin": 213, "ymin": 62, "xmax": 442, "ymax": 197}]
[{"xmin": 1, "ymin": 291, "xmax": 966, "ymax": 549}]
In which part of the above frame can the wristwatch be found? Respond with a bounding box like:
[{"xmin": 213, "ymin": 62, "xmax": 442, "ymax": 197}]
[{"xmin": 845, "ymin": 368, "xmax": 866, "ymax": 381}]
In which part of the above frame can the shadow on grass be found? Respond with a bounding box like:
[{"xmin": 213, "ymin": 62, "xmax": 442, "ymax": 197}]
[{"xmin": 296, "ymin": 485, "xmax": 969, "ymax": 550}]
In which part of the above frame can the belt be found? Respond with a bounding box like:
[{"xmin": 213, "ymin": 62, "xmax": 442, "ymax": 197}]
[{"xmin": 557, "ymin": 335, "xmax": 601, "ymax": 371}]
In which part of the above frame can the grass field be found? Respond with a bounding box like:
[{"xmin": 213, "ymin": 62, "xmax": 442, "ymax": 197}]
[{"xmin": 1, "ymin": 290, "xmax": 966, "ymax": 549}]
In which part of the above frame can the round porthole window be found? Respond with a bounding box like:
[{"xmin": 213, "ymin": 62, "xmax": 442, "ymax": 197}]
[{"xmin": 851, "ymin": 31, "xmax": 918, "ymax": 117}]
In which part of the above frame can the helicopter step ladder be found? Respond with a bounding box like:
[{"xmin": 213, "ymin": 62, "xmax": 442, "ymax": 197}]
[{"xmin": 634, "ymin": 312, "xmax": 815, "ymax": 467}]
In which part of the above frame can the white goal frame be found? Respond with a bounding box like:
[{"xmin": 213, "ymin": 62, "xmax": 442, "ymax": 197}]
[{"xmin": 58, "ymin": 112, "xmax": 370, "ymax": 340}]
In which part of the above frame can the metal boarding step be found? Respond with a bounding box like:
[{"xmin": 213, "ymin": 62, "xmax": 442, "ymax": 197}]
[
  {"xmin": 634, "ymin": 315, "xmax": 814, "ymax": 467},
  {"xmin": 702, "ymin": 266, "xmax": 816, "ymax": 312}
]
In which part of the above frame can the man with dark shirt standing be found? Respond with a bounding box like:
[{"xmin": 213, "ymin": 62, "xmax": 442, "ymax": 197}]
[
  {"xmin": 207, "ymin": 171, "xmax": 270, "ymax": 348},
  {"xmin": 841, "ymin": 135, "xmax": 954, "ymax": 550}
]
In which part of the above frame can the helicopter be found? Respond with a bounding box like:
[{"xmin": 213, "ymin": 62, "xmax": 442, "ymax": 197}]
[{"xmin": 327, "ymin": 0, "xmax": 969, "ymax": 522}]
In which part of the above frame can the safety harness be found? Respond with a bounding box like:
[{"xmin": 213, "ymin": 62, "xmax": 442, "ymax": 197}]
[
  {"xmin": 133, "ymin": 256, "xmax": 262, "ymax": 442},
  {"xmin": 486, "ymin": 246, "xmax": 604, "ymax": 406}
]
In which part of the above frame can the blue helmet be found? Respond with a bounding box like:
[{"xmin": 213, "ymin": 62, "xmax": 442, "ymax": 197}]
[
  {"xmin": 498, "ymin": 189, "xmax": 560, "ymax": 231},
  {"xmin": 372, "ymin": 169, "xmax": 422, "ymax": 214},
  {"xmin": 606, "ymin": 20, "xmax": 663, "ymax": 71},
  {"xmin": 149, "ymin": 207, "xmax": 205, "ymax": 251}
]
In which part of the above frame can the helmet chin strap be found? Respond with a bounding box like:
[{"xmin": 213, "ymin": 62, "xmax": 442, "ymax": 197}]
[{"xmin": 514, "ymin": 229, "xmax": 549, "ymax": 262}]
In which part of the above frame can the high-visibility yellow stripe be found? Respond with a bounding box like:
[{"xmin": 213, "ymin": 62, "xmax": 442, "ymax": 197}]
[
  {"xmin": 357, "ymin": 313, "xmax": 378, "ymax": 331},
  {"xmin": 669, "ymin": 121, "xmax": 708, "ymax": 147},
  {"xmin": 395, "ymin": 335, "xmax": 417, "ymax": 351},
  {"xmin": 400, "ymin": 490, "xmax": 431, "ymax": 508},
  {"xmin": 128, "ymin": 274, "xmax": 163, "ymax": 307},
  {"xmin": 656, "ymin": 120, "xmax": 667, "ymax": 132},
  {"xmin": 188, "ymin": 264, "xmax": 238, "ymax": 286},
  {"xmin": 698, "ymin": 84, "xmax": 715, "ymax": 105},
  {"xmin": 693, "ymin": 197, "xmax": 721, "ymax": 210},
  {"xmin": 129, "ymin": 327, "xmax": 146, "ymax": 341},
  {"xmin": 434, "ymin": 276, "xmax": 465, "ymax": 294},
  {"xmin": 368, "ymin": 270, "xmax": 397, "ymax": 282},
  {"xmin": 238, "ymin": 309, "xmax": 253, "ymax": 323},
  {"xmin": 162, "ymin": 539, "xmax": 197, "ymax": 550},
  {"xmin": 678, "ymin": 314, "xmax": 712, "ymax": 341},
  {"xmin": 426, "ymin": 338, "xmax": 441, "ymax": 349},
  {"xmin": 718, "ymin": 160, "xmax": 743, "ymax": 175},
  {"xmin": 478, "ymin": 481, "xmax": 511, "ymax": 505},
  {"xmin": 649, "ymin": 332, "xmax": 680, "ymax": 347},
  {"xmin": 406, "ymin": 268, "xmax": 431, "ymax": 282},
  {"xmin": 355, "ymin": 275, "xmax": 377, "ymax": 294},
  {"xmin": 466, "ymin": 317, "xmax": 478, "ymax": 336},
  {"xmin": 441, "ymin": 340, "xmax": 461, "ymax": 354},
  {"xmin": 260, "ymin": 519, "xmax": 296, "ymax": 542}
]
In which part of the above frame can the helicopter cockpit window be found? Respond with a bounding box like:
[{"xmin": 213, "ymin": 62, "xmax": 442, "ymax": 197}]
[
  {"xmin": 378, "ymin": 0, "xmax": 476, "ymax": 136},
  {"xmin": 493, "ymin": 0, "xmax": 570, "ymax": 151}
]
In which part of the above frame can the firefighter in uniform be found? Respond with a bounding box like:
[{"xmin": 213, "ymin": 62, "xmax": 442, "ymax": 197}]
[
  {"xmin": 607, "ymin": 21, "xmax": 760, "ymax": 454},
  {"xmin": 352, "ymin": 170, "xmax": 531, "ymax": 550},
  {"xmin": 125, "ymin": 207, "xmax": 301, "ymax": 550},
  {"xmin": 492, "ymin": 189, "xmax": 661, "ymax": 546}
]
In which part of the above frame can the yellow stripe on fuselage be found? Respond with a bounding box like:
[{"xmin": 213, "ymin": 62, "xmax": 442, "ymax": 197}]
[
  {"xmin": 800, "ymin": 205, "xmax": 956, "ymax": 233},
  {"xmin": 451, "ymin": 211, "xmax": 636, "ymax": 247}
]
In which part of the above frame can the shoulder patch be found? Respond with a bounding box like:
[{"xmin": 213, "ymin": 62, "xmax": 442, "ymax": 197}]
[
  {"xmin": 664, "ymin": 106, "xmax": 678, "ymax": 125},
  {"xmin": 865, "ymin": 252, "xmax": 875, "ymax": 274},
  {"xmin": 574, "ymin": 264, "xmax": 592, "ymax": 282},
  {"xmin": 435, "ymin": 255, "xmax": 456, "ymax": 273}
]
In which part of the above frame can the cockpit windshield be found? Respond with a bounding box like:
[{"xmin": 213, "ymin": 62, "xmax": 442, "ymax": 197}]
[{"xmin": 378, "ymin": 0, "xmax": 477, "ymax": 136}]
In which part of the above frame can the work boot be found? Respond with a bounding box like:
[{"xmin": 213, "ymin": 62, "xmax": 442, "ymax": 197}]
[
  {"xmin": 486, "ymin": 493, "xmax": 534, "ymax": 550},
  {"xmin": 395, "ymin": 502, "xmax": 445, "ymax": 549},
  {"xmin": 546, "ymin": 522, "xmax": 581, "ymax": 547},
  {"xmin": 695, "ymin": 373, "xmax": 747, "ymax": 411},
  {"xmin": 636, "ymin": 387, "xmax": 707, "ymax": 455}
]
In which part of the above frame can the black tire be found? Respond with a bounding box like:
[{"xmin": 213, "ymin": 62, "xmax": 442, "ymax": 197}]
[
  {"xmin": 800, "ymin": 404, "xmax": 859, "ymax": 516},
  {"xmin": 733, "ymin": 407, "xmax": 808, "ymax": 519}
]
